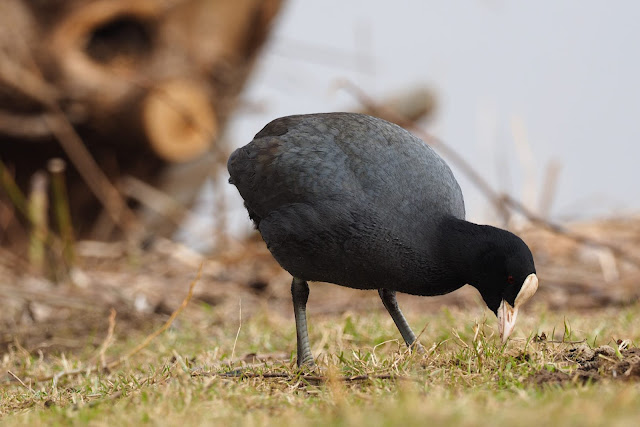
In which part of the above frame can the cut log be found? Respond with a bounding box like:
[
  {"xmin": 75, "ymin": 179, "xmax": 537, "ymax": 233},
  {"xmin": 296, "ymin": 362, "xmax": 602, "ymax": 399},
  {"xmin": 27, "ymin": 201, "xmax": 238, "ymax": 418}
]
[
  {"xmin": 48, "ymin": 0, "xmax": 159, "ymax": 109},
  {"xmin": 142, "ymin": 79, "xmax": 218, "ymax": 163}
]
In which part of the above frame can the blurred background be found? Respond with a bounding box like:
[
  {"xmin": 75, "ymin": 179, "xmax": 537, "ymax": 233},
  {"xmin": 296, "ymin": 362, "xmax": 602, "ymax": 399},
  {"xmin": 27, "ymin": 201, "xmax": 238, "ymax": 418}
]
[
  {"xmin": 187, "ymin": 0, "xmax": 640, "ymax": 249},
  {"xmin": 1, "ymin": 0, "xmax": 639, "ymax": 353}
]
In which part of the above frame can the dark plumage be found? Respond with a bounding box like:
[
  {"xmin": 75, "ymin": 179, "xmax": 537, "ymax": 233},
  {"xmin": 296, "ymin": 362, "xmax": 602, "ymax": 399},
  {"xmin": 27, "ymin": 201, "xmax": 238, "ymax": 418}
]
[{"xmin": 228, "ymin": 112, "xmax": 538, "ymax": 366}]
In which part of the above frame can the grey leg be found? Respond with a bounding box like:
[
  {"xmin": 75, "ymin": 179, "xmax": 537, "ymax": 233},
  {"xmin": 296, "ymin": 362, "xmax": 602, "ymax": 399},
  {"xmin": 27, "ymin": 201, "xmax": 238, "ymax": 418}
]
[
  {"xmin": 378, "ymin": 288, "xmax": 423, "ymax": 352},
  {"xmin": 291, "ymin": 278, "xmax": 314, "ymax": 366}
]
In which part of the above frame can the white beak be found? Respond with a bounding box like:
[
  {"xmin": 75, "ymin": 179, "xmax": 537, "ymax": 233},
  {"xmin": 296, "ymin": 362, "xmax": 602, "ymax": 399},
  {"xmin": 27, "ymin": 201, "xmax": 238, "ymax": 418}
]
[
  {"xmin": 498, "ymin": 273, "xmax": 538, "ymax": 343},
  {"xmin": 497, "ymin": 299, "xmax": 517, "ymax": 343}
]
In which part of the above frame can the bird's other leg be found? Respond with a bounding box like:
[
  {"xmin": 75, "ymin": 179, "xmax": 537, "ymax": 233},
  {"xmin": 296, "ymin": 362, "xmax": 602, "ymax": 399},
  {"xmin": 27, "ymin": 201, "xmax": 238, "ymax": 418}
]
[
  {"xmin": 292, "ymin": 278, "xmax": 314, "ymax": 366},
  {"xmin": 378, "ymin": 288, "xmax": 424, "ymax": 353}
]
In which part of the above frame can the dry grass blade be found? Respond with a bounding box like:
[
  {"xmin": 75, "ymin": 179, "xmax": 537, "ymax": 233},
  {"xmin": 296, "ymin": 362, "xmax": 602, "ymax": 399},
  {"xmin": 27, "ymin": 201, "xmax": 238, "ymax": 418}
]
[
  {"xmin": 230, "ymin": 298, "xmax": 242, "ymax": 362},
  {"xmin": 33, "ymin": 264, "xmax": 202, "ymax": 382},
  {"xmin": 115, "ymin": 263, "xmax": 202, "ymax": 363},
  {"xmin": 87, "ymin": 307, "xmax": 117, "ymax": 369},
  {"xmin": 7, "ymin": 370, "xmax": 35, "ymax": 395}
]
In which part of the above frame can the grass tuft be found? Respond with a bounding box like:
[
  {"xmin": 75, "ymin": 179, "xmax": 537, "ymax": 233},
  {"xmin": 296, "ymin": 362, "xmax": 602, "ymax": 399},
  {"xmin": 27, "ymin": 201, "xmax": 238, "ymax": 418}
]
[{"xmin": 1, "ymin": 304, "xmax": 640, "ymax": 425}]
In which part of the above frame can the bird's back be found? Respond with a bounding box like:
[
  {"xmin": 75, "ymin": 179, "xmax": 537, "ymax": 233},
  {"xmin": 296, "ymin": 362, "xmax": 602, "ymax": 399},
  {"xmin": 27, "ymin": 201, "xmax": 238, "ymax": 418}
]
[{"xmin": 228, "ymin": 113, "xmax": 465, "ymax": 292}]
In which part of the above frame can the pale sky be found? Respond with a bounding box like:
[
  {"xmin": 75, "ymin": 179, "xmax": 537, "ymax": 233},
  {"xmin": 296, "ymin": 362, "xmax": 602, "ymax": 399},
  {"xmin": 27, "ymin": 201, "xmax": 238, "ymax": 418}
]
[{"xmin": 182, "ymin": 1, "xmax": 640, "ymax": 247}]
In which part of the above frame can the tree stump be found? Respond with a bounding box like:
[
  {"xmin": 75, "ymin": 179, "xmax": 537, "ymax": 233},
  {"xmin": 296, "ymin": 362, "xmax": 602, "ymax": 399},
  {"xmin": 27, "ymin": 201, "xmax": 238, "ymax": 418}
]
[{"xmin": 0, "ymin": 0, "xmax": 284, "ymax": 247}]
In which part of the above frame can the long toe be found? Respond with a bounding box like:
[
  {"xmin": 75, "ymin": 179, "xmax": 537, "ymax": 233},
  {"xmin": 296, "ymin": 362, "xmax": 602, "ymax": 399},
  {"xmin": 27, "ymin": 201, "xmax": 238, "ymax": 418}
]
[
  {"xmin": 297, "ymin": 354, "xmax": 316, "ymax": 368},
  {"xmin": 411, "ymin": 342, "xmax": 426, "ymax": 355}
]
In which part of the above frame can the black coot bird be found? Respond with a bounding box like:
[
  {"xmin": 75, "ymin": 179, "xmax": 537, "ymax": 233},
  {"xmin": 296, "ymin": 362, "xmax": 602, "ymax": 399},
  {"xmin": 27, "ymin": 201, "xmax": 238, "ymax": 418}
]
[{"xmin": 228, "ymin": 113, "xmax": 538, "ymax": 366}]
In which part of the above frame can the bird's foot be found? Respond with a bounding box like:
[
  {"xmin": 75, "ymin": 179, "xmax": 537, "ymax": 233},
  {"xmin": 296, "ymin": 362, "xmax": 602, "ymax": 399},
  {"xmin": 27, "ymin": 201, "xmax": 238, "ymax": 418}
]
[
  {"xmin": 296, "ymin": 355, "xmax": 317, "ymax": 370},
  {"xmin": 295, "ymin": 362, "xmax": 327, "ymax": 379},
  {"xmin": 410, "ymin": 342, "xmax": 426, "ymax": 355}
]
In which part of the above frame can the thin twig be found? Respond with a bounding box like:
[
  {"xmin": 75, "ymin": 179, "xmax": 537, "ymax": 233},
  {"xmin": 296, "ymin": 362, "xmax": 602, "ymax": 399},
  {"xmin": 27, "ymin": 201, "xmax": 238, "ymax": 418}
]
[
  {"xmin": 44, "ymin": 114, "xmax": 139, "ymax": 236},
  {"xmin": 529, "ymin": 338, "xmax": 587, "ymax": 345},
  {"xmin": 196, "ymin": 371, "xmax": 411, "ymax": 382},
  {"xmin": 121, "ymin": 175, "xmax": 191, "ymax": 227},
  {"xmin": 501, "ymin": 195, "xmax": 640, "ymax": 267},
  {"xmin": 7, "ymin": 370, "xmax": 35, "ymax": 395}
]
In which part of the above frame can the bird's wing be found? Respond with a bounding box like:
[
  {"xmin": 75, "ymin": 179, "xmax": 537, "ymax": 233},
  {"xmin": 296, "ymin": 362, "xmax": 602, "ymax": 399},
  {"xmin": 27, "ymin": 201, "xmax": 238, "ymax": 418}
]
[{"xmin": 228, "ymin": 113, "xmax": 464, "ymax": 229}]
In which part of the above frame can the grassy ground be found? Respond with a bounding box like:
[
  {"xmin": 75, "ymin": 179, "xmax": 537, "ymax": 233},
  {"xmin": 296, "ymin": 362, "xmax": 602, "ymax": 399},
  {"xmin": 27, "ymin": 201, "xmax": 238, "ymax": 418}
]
[{"xmin": 2, "ymin": 300, "xmax": 640, "ymax": 426}]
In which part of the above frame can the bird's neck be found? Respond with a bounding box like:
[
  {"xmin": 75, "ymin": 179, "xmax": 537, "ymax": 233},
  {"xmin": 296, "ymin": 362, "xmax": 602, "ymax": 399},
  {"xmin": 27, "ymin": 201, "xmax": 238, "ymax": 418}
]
[{"xmin": 424, "ymin": 216, "xmax": 496, "ymax": 295}]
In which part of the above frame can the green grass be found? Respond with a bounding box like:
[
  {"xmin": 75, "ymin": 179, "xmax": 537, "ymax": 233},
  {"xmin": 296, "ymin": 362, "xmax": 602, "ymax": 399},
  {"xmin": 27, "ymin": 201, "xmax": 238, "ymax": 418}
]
[{"xmin": 2, "ymin": 303, "xmax": 640, "ymax": 426}]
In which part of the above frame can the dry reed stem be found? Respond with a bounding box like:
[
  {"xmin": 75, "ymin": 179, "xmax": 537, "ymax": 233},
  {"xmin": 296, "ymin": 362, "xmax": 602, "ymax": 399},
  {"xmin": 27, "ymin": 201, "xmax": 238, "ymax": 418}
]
[
  {"xmin": 0, "ymin": 160, "xmax": 69, "ymax": 264},
  {"xmin": 27, "ymin": 171, "xmax": 48, "ymax": 273},
  {"xmin": 48, "ymin": 158, "xmax": 76, "ymax": 266},
  {"xmin": 0, "ymin": 159, "xmax": 29, "ymax": 218},
  {"xmin": 538, "ymin": 160, "xmax": 562, "ymax": 219}
]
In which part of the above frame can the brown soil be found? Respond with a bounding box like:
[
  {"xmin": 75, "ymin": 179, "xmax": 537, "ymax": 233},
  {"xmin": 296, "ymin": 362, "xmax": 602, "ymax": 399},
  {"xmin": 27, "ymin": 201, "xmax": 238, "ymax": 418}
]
[
  {"xmin": 530, "ymin": 345, "xmax": 640, "ymax": 386},
  {"xmin": 529, "ymin": 369, "xmax": 571, "ymax": 386}
]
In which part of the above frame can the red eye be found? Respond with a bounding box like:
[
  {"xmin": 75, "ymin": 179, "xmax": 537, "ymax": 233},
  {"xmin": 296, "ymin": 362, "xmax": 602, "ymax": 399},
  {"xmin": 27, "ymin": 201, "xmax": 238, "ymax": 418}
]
[{"xmin": 507, "ymin": 275, "xmax": 514, "ymax": 285}]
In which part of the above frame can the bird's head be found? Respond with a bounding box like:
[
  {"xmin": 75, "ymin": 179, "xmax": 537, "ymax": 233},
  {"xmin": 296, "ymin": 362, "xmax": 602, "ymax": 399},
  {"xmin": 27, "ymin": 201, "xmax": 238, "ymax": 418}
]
[{"xmin": 472, "ymin": 228, "xmax": 538, "ymax": 343}]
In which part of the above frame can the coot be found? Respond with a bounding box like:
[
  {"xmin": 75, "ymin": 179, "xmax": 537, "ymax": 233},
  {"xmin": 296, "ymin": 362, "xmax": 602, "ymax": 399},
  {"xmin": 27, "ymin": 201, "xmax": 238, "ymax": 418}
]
[{"xmin": 228, "ymin": 113, "xmax": 538, "ymax": 366}]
